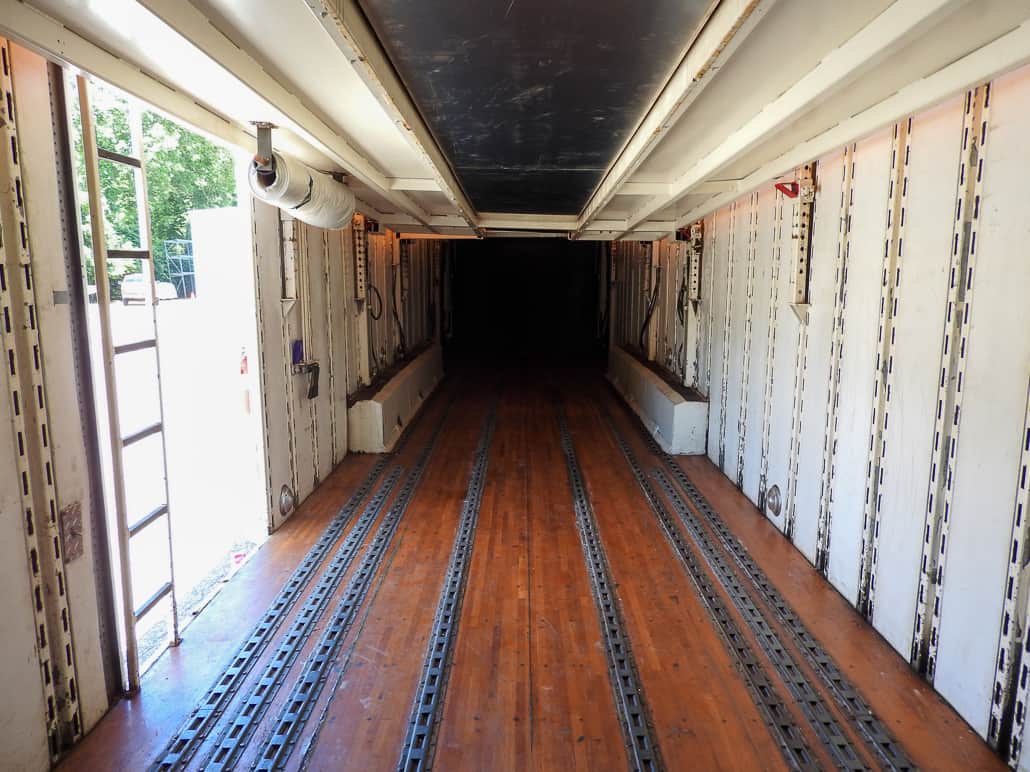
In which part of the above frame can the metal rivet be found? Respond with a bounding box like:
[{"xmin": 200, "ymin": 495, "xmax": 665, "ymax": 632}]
[{"xmin": 278, "ymin": 484, "xmax": 296, "ymax": 517}]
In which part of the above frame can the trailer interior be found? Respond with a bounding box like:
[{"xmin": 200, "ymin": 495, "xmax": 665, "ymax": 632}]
[{"xmin": 1, "ymin": 1, "xmax": 1029, "ymax": 770}]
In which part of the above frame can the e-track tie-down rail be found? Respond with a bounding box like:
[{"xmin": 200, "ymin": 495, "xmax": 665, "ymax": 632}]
[
  {"xmin": 202, "ymin": 467, "xmax": 403, "ymax": 771},
  {"xmin": 397, "ymin": 403, "xmax": 498, "ymax": 771},
  {"xmin": 251, "ymin": 398, "xmax": 456, "ymax": 770},
  {"xmin": 618, "ymin": 395, "xmax": 918, "ymax": 769},
  {"xmin": 601, "ymin": 410, "xmax": 817, "ymax": 770},
  {"xmin": 554, "ymin": 396, "xmax": 664, "ymax": 772},
  {"xmin": 630, "ymin": 413, "xmax": 916, "ymax": 771},
  {"xmin": 151, "ymin": 456, "xmax": 391, "ymax": 771},
  {"xmin": 151, "ymin": 385, "xmax": 447, "ymax": 771},
  {"xmin": 651, "ymin": 462, "xmax": 869, "ymax": 770}
]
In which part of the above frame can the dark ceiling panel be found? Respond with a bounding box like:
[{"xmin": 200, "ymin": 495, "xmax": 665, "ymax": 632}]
[{"xmin": 358, "ymin": 0, "xmax": 711, "ymax": 214}]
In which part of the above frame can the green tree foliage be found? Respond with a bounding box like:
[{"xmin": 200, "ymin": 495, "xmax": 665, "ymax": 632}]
[
  {"xmin": 143, "ymin": 112, "xmax": 237, "ymax": 282},
  {"xmin": 70, "ymin": 80, "xmax": 237, "ymax": 291}
]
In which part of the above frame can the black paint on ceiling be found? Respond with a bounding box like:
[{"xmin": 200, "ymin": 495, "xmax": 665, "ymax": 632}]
[{"xmin": 358, "ymin": 0, "xmax": 712, "ymax": 215}]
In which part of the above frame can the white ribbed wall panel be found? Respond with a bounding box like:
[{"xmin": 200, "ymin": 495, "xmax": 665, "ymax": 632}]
[
  {"xmin": 824, "ymin": 129, "xmax": 892, "ymax": 606},
  {"xmin": 614, "ymin": 63, "xmax": 1030, "ymax": 751},
  {"xmin": 934, "ymin": 67, "xmax": 1030, "ymax": 738}
]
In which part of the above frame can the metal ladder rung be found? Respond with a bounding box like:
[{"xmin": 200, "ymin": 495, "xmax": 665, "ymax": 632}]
[
  {"xmin": 122, "ymin": 421, "xmax": 163, "ymax": 447},
  {"xmin": 128, "ymin": 504, "xmax": 169, "ymax": 537},
  {"xmin": 79, "ymin": 74, "xmax": 180, "ymax": 694},
  {"xmin": 114, "ymin": 338, "xmax": 157, "ymax": 355},
  {"xmin": 135, "ymin": 581, "xmax": 173, "ymax": 620},
  {"xmin": 97, "ymin": 147, "xmax": 142, "ymax": 168},
  {"xmin": 108, "ymin": 248, "xmax": 151, "ymax": 261}
]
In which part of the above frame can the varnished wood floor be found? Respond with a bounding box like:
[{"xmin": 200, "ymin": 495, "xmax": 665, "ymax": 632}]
[{"xmin": 60, "ymin": 368, "xmax": 1002, "ymax": 771}]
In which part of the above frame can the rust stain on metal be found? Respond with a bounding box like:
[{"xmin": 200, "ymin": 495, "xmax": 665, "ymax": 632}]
[{"xmin": 60, "ymin": 501, "xmax": 84, "ymax": 562}]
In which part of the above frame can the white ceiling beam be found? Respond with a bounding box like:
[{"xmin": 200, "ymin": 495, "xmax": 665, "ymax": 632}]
[
  {"xmin": 374, "ymin": 214, "xmax": 469, "ymax": 228},
  {"xmin": 575, "ymin": 0, "xmax": 776, "ymax": 234},
  {"xmin": 477, "ymin": 213, "xmax": 581, "ymax": 230},
  {"xmin": 483, "ymin": 230, "xmax": 569, "ymax": 239},
  {"xmin": 693, "ymin": 179, "xmax": 741, "ymax": 194},
  {"xmin": 617, "ymin": 179, "xmax": 739, "ymax": 196},
  {"xmin": 303, "ymin": 0, "xmax": 478, "ymax": 227},
  {"xmin": 587, "ymin": 219, "xmax": 628, "ymax": 230},
  {"xmin": 389, "ymin": 178, "xmax": 442, "ymax": 192},
  {"xmin": 618, "ymin": 181, "xmax": 669, "ymax": 196},
  {"xmin": 582, "ymin": 219, "xmax": 676, "ymax": 232},
  {"xmin": 623, "ymin": 0, "xmax": 969, "ymax": 235},
  {"xmin": 399, "ymin": 233, "xmax": 479, "ymax": 240},
  {"xmin": 675, "ymin": 18, "xmax": 1030, "ymax": 228},
  {"xmin": 136, "ymin": 0, "xmax": 437, "ymax": 230},
  {"xmin": 0, "ymin": 1, "xmax": 268, "ymax": 153}
]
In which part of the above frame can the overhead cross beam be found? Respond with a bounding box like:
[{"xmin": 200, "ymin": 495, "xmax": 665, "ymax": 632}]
[
  {"xmin": 675, "ymin": 17, "xmax": 1030, "ymax": 228},
  {"xmin": 137, "ymin": 0, "xmax": 444, "ymax": 231},
  {"xmin": 303, "ymin": 0, "xmax": 479, "ymax": 229},
  {"xmin": 574, "ymin": 0, "xmax": 776, "ymax": 237},
  {"xmin": 621, "ymin": 0, "xmax": 969, "ymax": 236}
]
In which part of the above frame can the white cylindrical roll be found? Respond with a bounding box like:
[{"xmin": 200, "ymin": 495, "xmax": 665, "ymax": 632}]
[{"xmin": 248, "ymin": 151, "xmax": 356, "ymax": 230}]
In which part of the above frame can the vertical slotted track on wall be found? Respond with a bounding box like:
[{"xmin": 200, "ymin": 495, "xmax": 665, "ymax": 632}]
[
  {"xmin": 701, "ymin": 215, "xmax": 716, "ymax": 399},
  {"xmin": 350, "ymin": 216, "xmax": 371, "ymax": 389},
  {"xmin": 0, "ymin": 39, "xmax": 82, "ymax": 757},
  {"xmin": 250, "ymin": 199, "xmax": 276, "ymax": 526},
  {"xmin": 397, "ymin": 401, "xmax": 498, "ymax": 771},
  {"xmin": 278, "ymin": 213, "xmax": 302, "ymax": 501},
  {"xmin": 757, "ymin": 189, "xmax": 785, "ymax": 510},
  {"xmin": 554, "ymin": 394, "xmax": 663, "ymax": 772},
  {"xmin": 322, "ymin": 230, "xmax": 339, "ymax": 461},
  {"xmin": 784, "ymin": 161, "xmax": 827, "ymax": 542},
  {"xmin": 911, "ymin": 85, "xmax": 991, "ymax": 678},
  {"xmin": 857, "ymin": 119, "xmax": 912, "ymax": 617},
  {"xmin": 814, "ymin": 145, "xmax": 856, "ymax": 568},
  {"xmin": 992, "ymin": 377, "xmax": 1030, "ymax": 760},
  {"xmin": 717, "ymin": 202, "xmax": 737, "ymax": 471},
  {"xmin": 735, "ymin": 192, "xmax": 759, "ymax": 489},
  {"xmin": 685, "ymin": 224, "xmax": 703, "ymax": 390}
]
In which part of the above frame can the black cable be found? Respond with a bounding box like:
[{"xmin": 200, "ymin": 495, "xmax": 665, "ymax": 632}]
[
  {"xmin": 367, "ymin": 283, "xmax": 383, "ymax": 321},
  {"xmin": 366, "ymin": 253, "xmax": 382, "ymax": 378},
  {"xmin": 639, "ymin": 265, "xmax": 661, "ymax": 353},
  {"xmin": 391, "ymin": 264, "xmax": 407, "ymax": 357}
]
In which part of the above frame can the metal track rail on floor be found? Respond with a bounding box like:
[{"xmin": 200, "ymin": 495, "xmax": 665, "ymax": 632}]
[
  {"xmin": 652, "ymin": 464, "xmax": 868, "ymax": 770},
  {"xmin": 554, "ymin": 396, "xmax": 664, "ymax": 772},
  {"xmin": 252, "ymin": 397, "xmax": 457, "ymax": 770},
  {"xmin": 151, "ymin": 456, "xmax": 390, "ymax": 771},
  {"xmin": 600, "ymin": 408, "xmax": 817, "ymax": 771},
  {"xmin": 151, "ymin": 387, "xmax": 447, "ymax": 771},
  {"xmin": 203, "ymin": 468, "xmax": 403, "ymax": 771},
  {"xmin": 638, "ymin": 421, "xmax": 916, "ymax": 771},
  {"xmin": 397, "ymin": 402, "xmax": 498, "ymax": 771}
]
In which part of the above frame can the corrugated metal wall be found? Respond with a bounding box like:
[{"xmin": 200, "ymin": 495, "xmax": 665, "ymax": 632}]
[
  {"xmin": 252, "ymin": 210, "xmax": 442, "ymax": 531},
  {"xmin": 609, "ymin": 65, "xmax": 1030, "ymax": 757},
  {"xmin": 610, "ymin": 241, "xmax": 652, "ymax": 355},
  {"xmin": 363, "ymin": 233, "xmax": 441, "ymax": 381},
  {"xmin": 0, "ymin": 44, "xmax": 119, "ymax": 770},
  {"xmin": 610, "ymin": 238, "xmax": 702, "ymax": 389}
]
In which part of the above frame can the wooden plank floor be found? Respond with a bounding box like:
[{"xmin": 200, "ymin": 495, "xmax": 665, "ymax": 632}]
[{"xmin": 59, "ymin": 369, "xmax": 1003, "ymax": 771}]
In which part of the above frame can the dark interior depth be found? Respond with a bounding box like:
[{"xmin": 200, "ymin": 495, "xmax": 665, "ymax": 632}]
[{"xmin": 446, "ymin": 239, "xmax": 605, "ymax": 363}]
